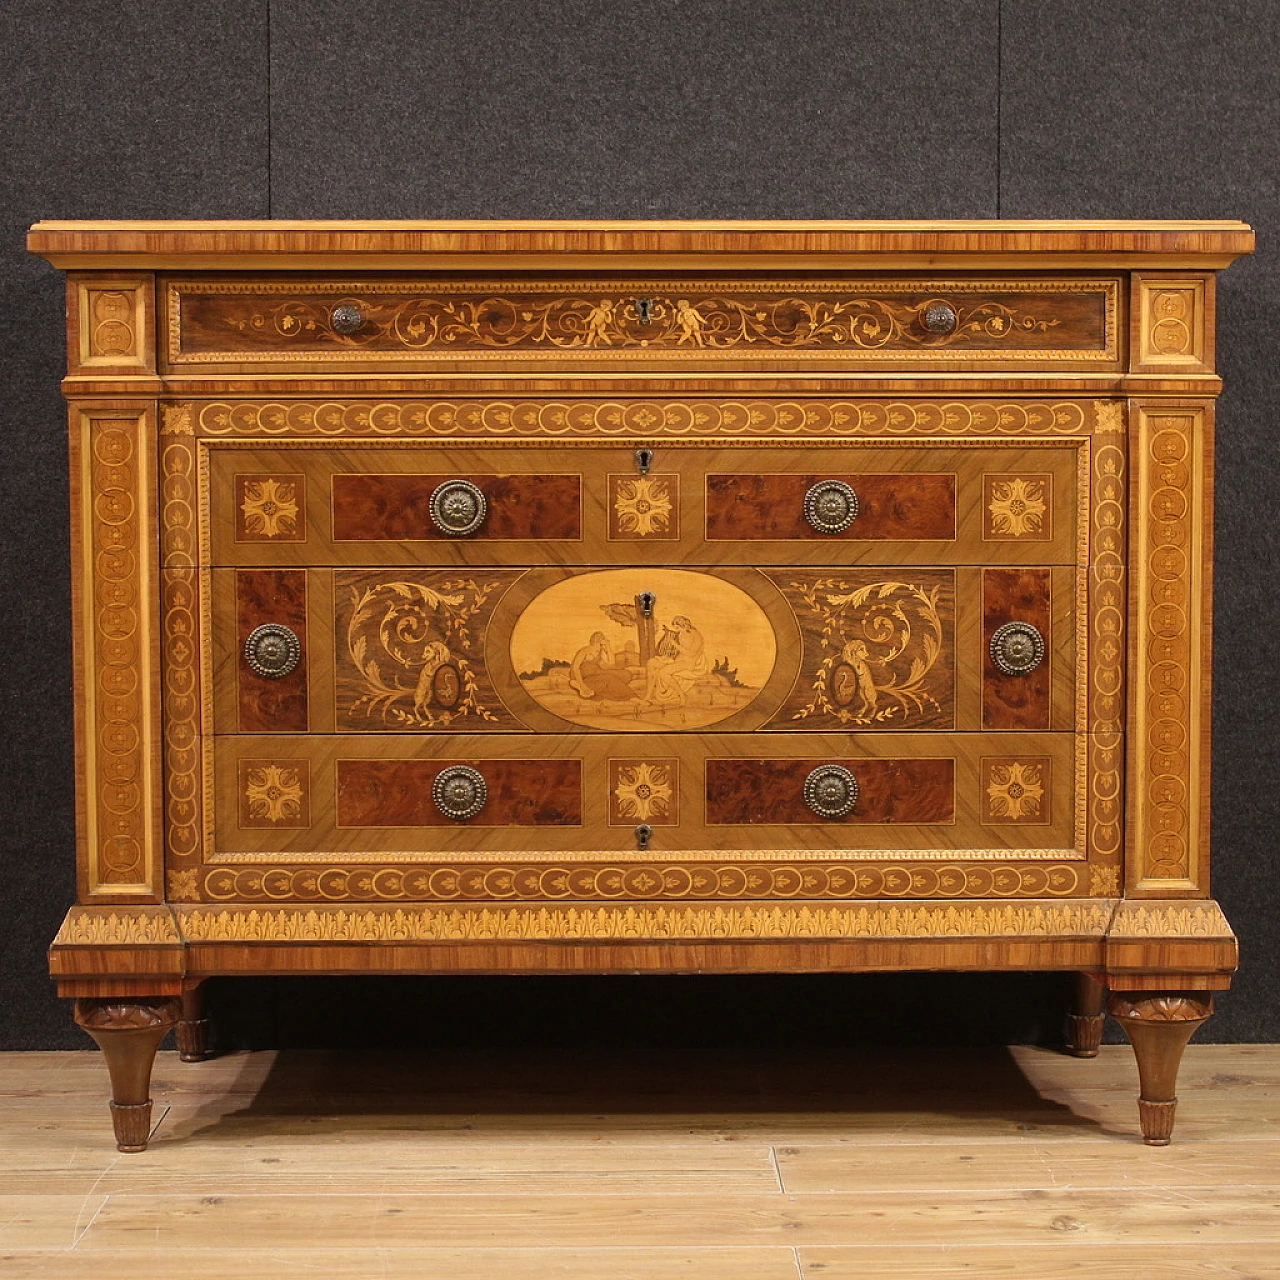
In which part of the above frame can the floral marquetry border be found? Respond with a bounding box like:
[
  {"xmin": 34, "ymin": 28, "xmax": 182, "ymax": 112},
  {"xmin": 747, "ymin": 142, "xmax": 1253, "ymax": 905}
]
[
  {"xmin": 174, "ymin": 900, "xmax": 1116, "ymax": 943},
  {"xmin": 196, "ymin": 399, "xmax": 1097, "ymax": 439}
]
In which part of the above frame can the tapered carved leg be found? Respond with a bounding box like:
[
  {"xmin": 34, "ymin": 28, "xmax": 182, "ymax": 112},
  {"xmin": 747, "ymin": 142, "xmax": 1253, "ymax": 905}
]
[
  {"xmin": 1107, "ymin": 991, "xmax": 1213, "ymax": 1145},
  {"xmin": 176, "ymin": 984, "xmax": 210, "ymax": 1063},
  {"xmin": 73, "ymin": 997, "xmax": 181, "ymax": 1152},
  {"xmin": 1065, "ymin": 972, "xmax": 1106, "ymax": 1058}
]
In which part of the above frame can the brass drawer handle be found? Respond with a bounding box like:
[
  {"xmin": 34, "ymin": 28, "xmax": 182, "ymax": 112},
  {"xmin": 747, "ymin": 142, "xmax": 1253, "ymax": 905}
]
[
  {"xmin": 331, "ymin": 303, "xmax": 364, "ymax": 334},
  {"xmin": 804, "ymin": 480, "xmax": 859, "ymax": 534},
  {"xmin": 432, "ymin": 765, "xmax": 488, "ymax": 821},
  {"xmin": 919, "ymin": 300, "xmax": 958, "ymax": 335},
  {"xmin": 243, "ymin": 623, "xmax": 301, "ymax": 679},
  {"xmin": 990, "ymin": 621, "xmax": 1046, "ymax": 675},
  {"xmin": 803, "ymin": 764, "xmax": 859, "ymax": 819},
  {"xmin": 429, "ymin": 479, "xmax": 488, "ymax": 536}
]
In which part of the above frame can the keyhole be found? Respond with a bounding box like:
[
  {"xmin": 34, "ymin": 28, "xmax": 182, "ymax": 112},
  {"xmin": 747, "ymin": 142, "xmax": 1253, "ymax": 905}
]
[
  {"xmin": 635, "ymin": 297, "xmax": 654, "ymax": 325},
  {"xmin": 638, "ymin": 591, "xmax": 656, "ymax": 618},
  {"xmin": 635, "ymin": 824, "xmax": 653, "ymax": 851},
  {"xmin": 635, "ymin": 447, "xmax": 653, "ymax": 475}
]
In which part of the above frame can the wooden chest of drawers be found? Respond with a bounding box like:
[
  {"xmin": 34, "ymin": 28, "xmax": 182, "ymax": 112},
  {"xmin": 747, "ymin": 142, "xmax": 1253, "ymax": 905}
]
[{"xmin": 29, "ymin": 219, "xmax": 1253, "ymax": 1150}]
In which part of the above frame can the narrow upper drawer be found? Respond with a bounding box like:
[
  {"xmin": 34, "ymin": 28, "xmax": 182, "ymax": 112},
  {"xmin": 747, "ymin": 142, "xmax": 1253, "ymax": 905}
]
[{"xmin": 164, "ymin": 276, "xmax": 1121, "ymax": 368}]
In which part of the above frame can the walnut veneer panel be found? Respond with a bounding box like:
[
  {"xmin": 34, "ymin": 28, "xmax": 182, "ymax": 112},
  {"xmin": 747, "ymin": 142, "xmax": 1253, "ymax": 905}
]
[{"xmin": 32, "ymin": 222, "xmax": 1252, "ymax": 1149}]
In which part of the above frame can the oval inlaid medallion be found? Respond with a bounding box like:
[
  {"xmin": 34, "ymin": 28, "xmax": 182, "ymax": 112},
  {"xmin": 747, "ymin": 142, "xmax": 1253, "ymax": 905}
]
[{"xmin": 510, "ymin": 569, "xmax": 777, "ymax": 731}]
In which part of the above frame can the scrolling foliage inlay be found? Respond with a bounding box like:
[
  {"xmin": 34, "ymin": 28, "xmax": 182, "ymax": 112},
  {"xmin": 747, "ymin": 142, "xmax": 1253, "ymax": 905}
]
[
  {"xmin": 336, "ymin": 571, "xmax": 522, "ymax": 730},
  {"xmin": 767, "ymin": 571, "xmax": 954, "ymax": 730},
  {"xmin": 173, "ymin": 280, "xmax": 1114, "ymax": 361}
]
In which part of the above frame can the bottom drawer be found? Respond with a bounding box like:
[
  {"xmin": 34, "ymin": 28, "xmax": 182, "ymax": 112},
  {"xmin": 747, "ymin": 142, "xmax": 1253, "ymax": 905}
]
[{"xmin": 210, "ymin": 731, "xmax": 1080, "ymax": 861}]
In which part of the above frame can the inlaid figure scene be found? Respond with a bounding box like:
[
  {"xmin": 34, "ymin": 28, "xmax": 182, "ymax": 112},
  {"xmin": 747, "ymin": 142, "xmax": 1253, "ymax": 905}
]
[{"xmin": 510, "ymin": 569, "xmax": 777, "ymax": 730}]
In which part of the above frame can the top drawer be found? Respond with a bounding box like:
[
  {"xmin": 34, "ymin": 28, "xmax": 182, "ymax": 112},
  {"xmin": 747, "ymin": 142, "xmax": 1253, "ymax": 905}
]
[{"xmin": 164, "ymin": 276, "xmax": 1121, "ymax": 370}]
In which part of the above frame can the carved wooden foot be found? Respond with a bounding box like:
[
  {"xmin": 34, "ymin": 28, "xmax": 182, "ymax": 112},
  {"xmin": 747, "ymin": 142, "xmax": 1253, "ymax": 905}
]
[
  {"xmin": 1107, "ymin": 991, "xmax": 1213, "ymax": 1145},
  {"xmin": 177, "ymin": 985, "xmax": 210, "ymax": 1063},
  {"xmin": 73, "ymin": 997, "xmax": 181, "ymax": 1152},
  {"xmin": 1065, "ymin": 972, "xmax": 1105, "ymax": 1058}
]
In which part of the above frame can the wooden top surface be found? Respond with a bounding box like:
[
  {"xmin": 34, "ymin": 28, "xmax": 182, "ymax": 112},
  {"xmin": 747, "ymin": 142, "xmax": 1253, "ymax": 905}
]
[{"xmin": 28, "ymin": 219, "xmax": 1255, "ymax": 270}]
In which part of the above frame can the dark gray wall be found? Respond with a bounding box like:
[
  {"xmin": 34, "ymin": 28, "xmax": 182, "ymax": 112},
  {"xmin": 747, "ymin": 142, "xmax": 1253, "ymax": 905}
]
[{"xmin": 2, "ymin": 1, "xmax": 1275, "ymax": 1051}]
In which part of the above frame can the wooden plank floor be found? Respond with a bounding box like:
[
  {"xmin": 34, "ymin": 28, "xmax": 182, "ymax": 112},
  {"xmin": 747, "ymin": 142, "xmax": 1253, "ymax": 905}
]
[{"xmin": 2, "ymin": 1043, "xmax": 1279, "ymax": 1278}]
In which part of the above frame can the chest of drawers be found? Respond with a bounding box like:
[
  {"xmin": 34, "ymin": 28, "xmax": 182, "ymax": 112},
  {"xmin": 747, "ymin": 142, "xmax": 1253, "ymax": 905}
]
[{"xmin": 29, "ymin": 219, "xmax": 1253, "ymax": 1150}]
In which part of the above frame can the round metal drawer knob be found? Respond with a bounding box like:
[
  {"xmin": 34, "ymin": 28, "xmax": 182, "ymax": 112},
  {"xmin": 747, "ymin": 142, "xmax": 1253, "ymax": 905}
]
[
  {"xmin": 432, "ymin": 765, "xmax": 488, "ymax": 821},
  {"xmin": 331, "ymin": 303, "xmax": 365, "ymax": 334},
  {"xmin": 804, "ymin": 480, "xmax": 859, "ymax": 534},
  {"xmin": 990, "ymin": 621, "xmax": 1046, "ymax": 676},
  {"xmin": 803, "ymin": 764, "xmax": 859, "ymax": 819},
  {"xmin": 920, "ymin": 300, "xmax": 958, "ymax": 335},
  {"xmin": 243, "ymin": 623, "xmax": 301, "ymax": 679},
  {"xmin": 429, "ymin": 479, "xmax": 488, "ymax": 536}
]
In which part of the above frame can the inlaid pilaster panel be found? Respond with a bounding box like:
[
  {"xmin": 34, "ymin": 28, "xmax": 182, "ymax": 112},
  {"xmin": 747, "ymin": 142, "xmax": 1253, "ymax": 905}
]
[
  {"xmin": 1128, "ymin": 402, "xmax": 1212, "ymax": 894},
  {"xmin": 159, "ymin": 404, "xmax": 204, "ymax": 897},
  {"xmin": 71, "ymin": 406, "xmax": 163, "ymax": 898}
]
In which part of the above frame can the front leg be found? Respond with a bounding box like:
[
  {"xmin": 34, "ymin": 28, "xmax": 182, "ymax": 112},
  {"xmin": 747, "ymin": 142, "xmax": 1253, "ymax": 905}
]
[
  {"xmin": 1065, "ymin": 972, "xmax": 1105, "ymax": 1058},
  {"xmin": 73, "ymin": 997, "xmax": 181, "ymax": 1152},
  {"xmin": 1107, "ymin": 991, "xmax": 1213, "ymax": 1145}
]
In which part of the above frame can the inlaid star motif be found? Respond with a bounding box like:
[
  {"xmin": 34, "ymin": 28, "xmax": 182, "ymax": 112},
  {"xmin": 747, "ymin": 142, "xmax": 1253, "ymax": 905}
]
[
  {"xmin": 613, "ymin": 763, "xmax": 674, "ymax": 823},
  {"xmin": 243, "ymin": 764, "xmax": 305, "ymax": 824},
  {"xmin": 987, "ymin": 477, "xmax": 1048, "ymax": 538},
  {"xmin": 985, "ymin": 762, "xmax": 1045, "ymax": 821},
  {"xmin": 613, "ymin": 477, "xmax": 673, "ymax": 537},
  {"xmin": 240, "ymin": 478, "xmax": 299, "ymax": 538}
]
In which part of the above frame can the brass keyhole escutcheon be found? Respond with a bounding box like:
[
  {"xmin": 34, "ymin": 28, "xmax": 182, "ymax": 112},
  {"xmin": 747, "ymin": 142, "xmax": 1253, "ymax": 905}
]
[{"xmin": 243, "ymin": 623, "xmax": 301, "ymax": 679}]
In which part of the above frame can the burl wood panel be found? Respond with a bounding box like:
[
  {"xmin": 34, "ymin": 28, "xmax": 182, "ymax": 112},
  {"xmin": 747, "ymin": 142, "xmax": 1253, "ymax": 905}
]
[
  {"xmin": 169, "ymin": 280, "xmax": 1116, "ymax": 362},
  {"xmin": 983, "ymin": 568, "xmax": 1051, "ymax": 731},
  {"xmin": 331, "ymin": 474, "xmax": 581, "ymax": 541},
  {"xmin": 705, "ymin": 759, "xmax": 954, "ymax": 825},
  {"xmin": 236, "ymin": 570, "xmax": 308, "ymax": 733},
  {"xmin": 763, "ymin": 569, "xmax": 955, "ymax": 731},
  {"xmin": 706, "ymin": 473, "xmax": 956, "ymax": 540},
  {"xmin": 337, "ymin": 760, "xmax": 582, "ymax": 827}
]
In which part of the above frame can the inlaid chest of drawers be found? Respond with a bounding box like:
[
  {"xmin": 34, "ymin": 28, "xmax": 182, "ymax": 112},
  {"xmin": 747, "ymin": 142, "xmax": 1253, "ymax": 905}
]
[{"xmin": 29, "ymin": 219, "xmax": 1253, "ymax": 1150}]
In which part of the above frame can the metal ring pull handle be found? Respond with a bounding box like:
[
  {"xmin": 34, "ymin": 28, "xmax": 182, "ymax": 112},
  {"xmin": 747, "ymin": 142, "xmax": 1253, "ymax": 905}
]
[
  {"xmin": 243, "ymin": 623, "xmax": 301, "ymax": 679},
  {"xmin": 432, "ymin": 765, "xmax": 488, "ymax": 821},
  {"xmin": 804, "ymin": 480, "xmax": 859, "ymax": 534},
  {"xmin": 990, "ymin": 621, "xmax": 1046, "ymax": 676},
  {"xmin": 803, "ymin": 764, "xmax": 859, "ymax": 819},
  {"xmin": 429, "ymin": 479, "xmax": 488, "ymax": 536}
]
